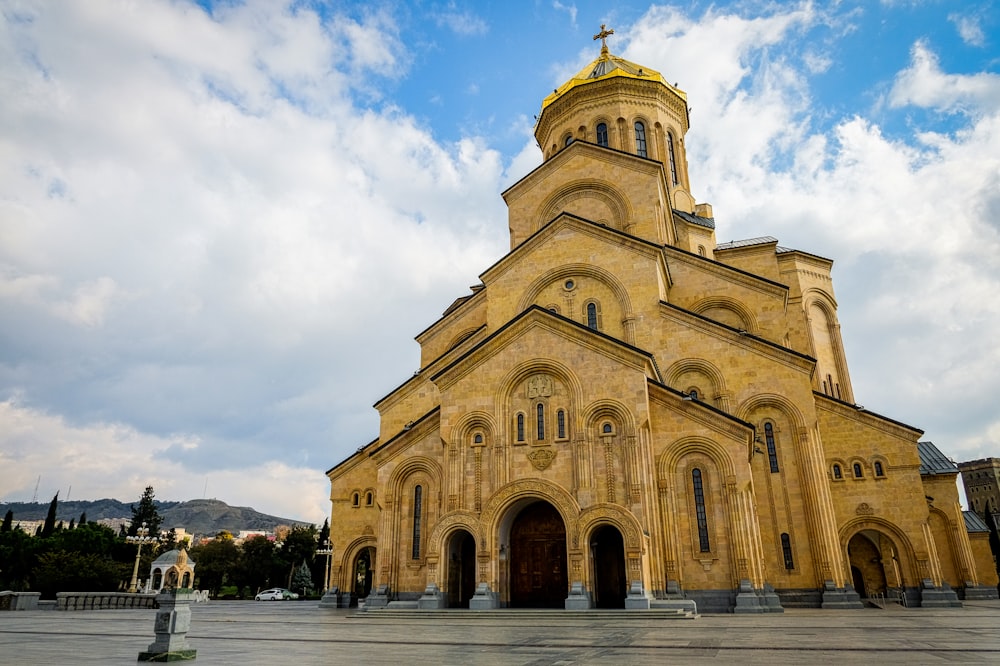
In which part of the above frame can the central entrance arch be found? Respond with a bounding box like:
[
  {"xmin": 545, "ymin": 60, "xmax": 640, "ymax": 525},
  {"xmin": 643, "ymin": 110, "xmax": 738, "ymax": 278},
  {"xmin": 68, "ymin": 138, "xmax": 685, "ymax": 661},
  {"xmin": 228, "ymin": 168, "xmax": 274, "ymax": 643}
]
[{"xmin": 510, "ymin": 501, "xmax": 567, "ymax": 608}]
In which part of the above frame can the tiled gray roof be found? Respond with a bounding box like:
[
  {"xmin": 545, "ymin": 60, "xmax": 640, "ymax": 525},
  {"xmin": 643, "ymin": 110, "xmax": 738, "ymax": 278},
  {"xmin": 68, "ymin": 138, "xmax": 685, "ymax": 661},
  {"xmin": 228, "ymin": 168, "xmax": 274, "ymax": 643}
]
[
  {"xmin": 673, "ymin": 209, "xmax": 715, "ymax": 229},
  {"xmin": 716, "ymin": 236, "xmax": 778, "ymax": 251},
  {"xmin": 918, "ymin": 441, "xmax": 958, "ymax": 475},
  {"xmin": 963, "ymin": 510, "xmax": 990, "ymax": 533}
]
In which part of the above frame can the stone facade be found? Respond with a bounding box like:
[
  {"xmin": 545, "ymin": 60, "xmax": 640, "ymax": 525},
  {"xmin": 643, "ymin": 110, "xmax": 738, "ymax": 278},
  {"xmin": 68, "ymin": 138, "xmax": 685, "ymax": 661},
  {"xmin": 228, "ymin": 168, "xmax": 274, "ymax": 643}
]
[{"xmin": 325, "ymin": 39, "xmax": 993, "ymax": 612}]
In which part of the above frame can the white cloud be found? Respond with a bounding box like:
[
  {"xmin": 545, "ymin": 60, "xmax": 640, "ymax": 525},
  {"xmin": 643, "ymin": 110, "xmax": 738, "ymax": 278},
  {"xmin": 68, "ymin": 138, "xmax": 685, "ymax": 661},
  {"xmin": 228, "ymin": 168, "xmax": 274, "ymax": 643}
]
[
  {"xmin": 949, "ymin": 12, "xmax": 986, "ymax": 47},
  {"xmin": 432, "ymin": 7, "xmax": 488, "ymax": 36},
  {"xmin": 890, "ymin": 40, "xmax": 1000, "ymax": 114},
  {"xmin": 553, "ymin": 1, "xmax": 579, "ymax": 28}
]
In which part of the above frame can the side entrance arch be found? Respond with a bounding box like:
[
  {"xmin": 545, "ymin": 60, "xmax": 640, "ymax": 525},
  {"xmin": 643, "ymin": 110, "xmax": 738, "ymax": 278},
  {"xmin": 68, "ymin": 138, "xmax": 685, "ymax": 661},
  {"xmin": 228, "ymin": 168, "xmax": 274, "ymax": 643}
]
[
  {"xmin": 353, "ymin": 547, "xmax": 375, "ymax": 599},
  {"xmin": 591, "ymin": 525, "xmax": 626, "ymax": 608},
  {"xmin": 847, "ymin": 532, "xmax": 890, "ymax": 599},
  {"xmin": 510, "ymin": 501, "xmax": 568, "ymax": 608},
  {"xmin": 446, "ymin": 530, "xmax": 476, "ymax": 608}
]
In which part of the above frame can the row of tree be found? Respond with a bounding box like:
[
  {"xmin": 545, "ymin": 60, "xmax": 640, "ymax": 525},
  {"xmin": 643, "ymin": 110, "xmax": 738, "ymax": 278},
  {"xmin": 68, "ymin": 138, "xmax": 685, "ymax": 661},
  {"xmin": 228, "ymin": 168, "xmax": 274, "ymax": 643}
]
[{"xmin": 0, "ymin": 486, "xmax": 328, "ymax": 599}]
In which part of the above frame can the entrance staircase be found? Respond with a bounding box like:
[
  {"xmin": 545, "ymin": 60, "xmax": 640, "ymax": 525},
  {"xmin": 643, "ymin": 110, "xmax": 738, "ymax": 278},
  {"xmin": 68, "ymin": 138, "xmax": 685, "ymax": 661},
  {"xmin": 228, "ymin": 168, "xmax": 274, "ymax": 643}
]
[{"xmin": 353, "ymin": 608, "xmax": 698, "ymax": 620}]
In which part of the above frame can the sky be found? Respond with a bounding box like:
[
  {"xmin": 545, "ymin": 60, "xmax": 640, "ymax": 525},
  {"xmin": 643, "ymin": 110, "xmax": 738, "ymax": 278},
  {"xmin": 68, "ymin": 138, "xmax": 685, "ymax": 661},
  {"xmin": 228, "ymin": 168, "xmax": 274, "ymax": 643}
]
[{"xmin": 1, "ymin": 0, "xmax": 999, "ymax": 526}]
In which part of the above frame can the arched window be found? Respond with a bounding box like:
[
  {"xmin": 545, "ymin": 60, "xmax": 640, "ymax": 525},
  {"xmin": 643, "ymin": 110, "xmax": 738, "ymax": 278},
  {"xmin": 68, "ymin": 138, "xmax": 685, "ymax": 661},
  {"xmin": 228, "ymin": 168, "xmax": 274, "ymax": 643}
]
[
  {"xmin": 634, "ymin": 121, "xmax": 647, "ymax": 157},
  {"xmin": 874, "ymin": 461, "xmax": 885, "ymax": 477},
  {"xmin": 764, "ymin": 422, "xmax": 779, "ymax": 473},
  {"xmin": 516, "ymin": 413, "xmax": 525, "ymax": 442},
  {"xmin": 781, "ymin": 533, "xmax": 794, "ymax": 569},
  {"xmin": 688, "ymin": 389, "xmax": 698, "ymax": 400},
  {"xmin": 692, "ymin": 469, "xmax": 710, "ymax": 552},
  {"xmin": 412, "ymin": 485, "xmax": 423, "ymax": 559},
  {"xmin": 667, "ymin": 133, "xmax": 678, "ymax": 185},
  {"xmin": 853, "ymin": 462, "xmax": 863, "ymax": 478},
  {"xmin": 602, "ymin": 422, "xmax": 613, "ymax": 434},
  {"xmin": 352, "ymin": 492, "xmax": 360, "ymax": 507},
  {"xmin": 474, "ymin": 433, "xmax": 483, "ymax": 444},
  {"xmin": 536, "ymin": 403, "xmax": 545, "ymax": 440},
  {"xmin": 366, "ymin": 491, "xmax": 373, "ymax": 506},
  {"xmin": 557, "ymin": 409, "xmax": 566, "ymax": 439},
  {"xmin": 833, "ymin": 464, "xmax": 843, "ymax": 479},
  {"xmin": 698, "ymin": 245, "xmax": 706, "ymax": 257},
  {"xmin": 587, "ymin": 302, "xmax": 598, "ymax": 330},
  {"xmin": 596, "ymin": 122, "xmax": 608, "ymax": 147},
  {"xmin": 564, "ymin": 134, "xmax": 573, "ymax": 147}
]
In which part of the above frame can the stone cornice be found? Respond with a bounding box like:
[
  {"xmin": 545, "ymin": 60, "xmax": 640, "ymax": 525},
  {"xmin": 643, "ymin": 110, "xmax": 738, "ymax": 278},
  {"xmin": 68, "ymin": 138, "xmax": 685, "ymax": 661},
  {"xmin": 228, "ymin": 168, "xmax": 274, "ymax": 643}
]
[
  {"xmin": 647, "ymin": 380, "xmax": 753, "ymax": 443},
  {"xmin": 326, "ymin": 438, "xmax": 379, "ymax": 478},
  {"xmin": 658, "ymin": 301, "xmax": 816, "ymax": 374},
  {"xmin": 369, "ymin": 406, "xmax": 441, "ymax": 463},
  {"xmin": 663, "ymin": 245, "xmax": 789, "ymax": 303},
  {"xmin": 815, "ymin": 393, "xmax": 923, "ymax": 440}
]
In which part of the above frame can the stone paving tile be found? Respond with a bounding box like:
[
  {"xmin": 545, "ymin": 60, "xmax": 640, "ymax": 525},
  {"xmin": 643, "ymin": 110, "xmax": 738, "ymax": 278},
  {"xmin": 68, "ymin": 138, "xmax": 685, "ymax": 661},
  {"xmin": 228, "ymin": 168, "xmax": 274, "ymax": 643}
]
[{"xmin": 1, "ymin": 600, "xmax": 999, "ymax": 665}]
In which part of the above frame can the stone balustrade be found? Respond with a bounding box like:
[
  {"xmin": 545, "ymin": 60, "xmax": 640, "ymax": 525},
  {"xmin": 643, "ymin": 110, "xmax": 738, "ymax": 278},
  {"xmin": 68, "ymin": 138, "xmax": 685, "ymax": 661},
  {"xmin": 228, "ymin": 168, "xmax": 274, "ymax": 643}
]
[{"xmin": 56, "ymin": 592, "xmax": 159, "ymax": 610}]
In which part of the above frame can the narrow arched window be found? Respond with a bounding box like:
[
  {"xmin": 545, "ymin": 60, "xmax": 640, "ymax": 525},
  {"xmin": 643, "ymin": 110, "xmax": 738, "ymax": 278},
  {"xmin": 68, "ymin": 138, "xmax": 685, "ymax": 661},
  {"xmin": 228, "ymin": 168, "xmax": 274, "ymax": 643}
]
[
  {"xmin": 764, "ymin": 423, "xmax": 779, "ymax": 473},
  {"xmin": 596, "ymin": 122, "xmax": 608, "ymax": 147},
  {"xmin": 698, "ymin": 245, "xmax": 706, "ymax": 257},
  {"xmin": 692, "ymin": 469, "xmax": 710, "ymax": 552},
  {"xmin": 412, "ymin": 485, "xmax": 423, "ymax": 559},
  {"xmin": 352, "ymin": 492, "xmax": 360, "ymax": 507},
  {"xmin": 516, "ymin": 414, "xmax": 525, "ymax": 442},
  {"xmin": 667, "ymin": 133, "xmax": 678, "ymax": 185},
  {"xmin": 634, "ymin": 121, "xmax": 647, "ymax": 157},
  {"xmin": 853, "ymin": 463, "xmax": 863, "ymax": 478},
  {"xmin": 536, "ymin": 403, "xmax": 545, "ymax": 440},
  {"xmin": 587, "ymin": 302, "xmax": 598, "ymax": 330},
  {"xmin": 564, "ymin": 134, "xmax": 573, "ymax": 147},
  {"xmin": 781, "ymin": 533, "xmax": 794, "ymax": 569},
  {"xmin": 366, "ymin": 491, "xmax": 373, "ymax": 506},
  {"xmin": 833, "ymin": 464, "xmax": 843, "ymax": 479},
  {"xmin": 557, "ymin": 409, "xmax": 566, "ymax": 439},
  {"xmin": 874, "ymin": 461, "xmax": 885, "ymax": 477}
]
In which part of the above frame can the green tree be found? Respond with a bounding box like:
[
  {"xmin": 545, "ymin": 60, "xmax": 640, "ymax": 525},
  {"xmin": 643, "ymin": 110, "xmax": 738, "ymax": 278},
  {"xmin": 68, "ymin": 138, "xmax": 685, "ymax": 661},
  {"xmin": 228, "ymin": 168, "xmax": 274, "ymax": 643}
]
[
  {"xmin": 318, "ymin": 518, "xmax": 330, "ymax": 546},
  {"xmin": 1, "ymin": 509, "xmax": 12, "ymax": 532},
  {"xmin": 189, "ymin": 537, "xmax": 240, "ymax": 596},
  {"xmin": 41, "ymin": 492, "xmax": 59, "ymax": 538},
  {"xmin": 78, "ymin": 512, "xmax": 87, "ymax": 526},
  {"xmin": 0, "ymin": 526, "xmax": 36, "ymax": 590},
  {"xmin": 290, "ymin": 560, "xmax": 313, "ymax": 597},
  {"xmin": 277, "ymin": 525, "xmax": 317, "ymax": 588},
  {"xmin": 161, "ymin": 528, "xmax": 178, "ymax": 552},
  {"xmin": 238, "ymin": 535, "xmax": 276, "ymax": 596},
  {"xmin": 128, "ymin": 485, "xmax": 162, "ymax": 536},
  {"xmin": 33, "ymin": 551, "xmax": 126, "ymax": 599}
]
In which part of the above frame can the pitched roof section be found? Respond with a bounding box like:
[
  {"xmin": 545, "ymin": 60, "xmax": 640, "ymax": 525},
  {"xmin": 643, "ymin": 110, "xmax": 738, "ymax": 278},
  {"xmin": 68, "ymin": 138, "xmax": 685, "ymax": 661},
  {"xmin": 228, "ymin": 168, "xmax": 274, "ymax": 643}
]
[
  {"xmin": 918, "ymin": 441, "xmax": 958, "ymax": 475},
  {"xmin": 716, "ymin": 236, "xmax": 779, "ymax": 251},
  {"xmin": 963, "ymin": 510, "xmax": 990, "ymax": 533},
  {"xmin": 673, "ymin": 209, "xmax": 715, "ymax": 229}
]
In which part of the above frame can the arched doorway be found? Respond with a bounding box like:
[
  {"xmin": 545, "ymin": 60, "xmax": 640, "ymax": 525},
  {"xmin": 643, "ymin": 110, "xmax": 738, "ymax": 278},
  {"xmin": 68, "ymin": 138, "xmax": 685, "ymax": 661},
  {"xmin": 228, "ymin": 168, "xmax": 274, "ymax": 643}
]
[
  {"xmin": 446, "ymin": 530, "xmax": 476, "ymax": 608},
  {"xmin": 591, "ymin": 525, "xmax": 626, "ymax": 608},
  {"xmin": 510, "ymin": 501, "xmax": 567, "ymax": 608},
  {"xmin": 848, "ymin": 532, "xmax": 888, "ymax": 598},
  {"xmin": 353, "ymin": 547, "xmax": 375, "ymax": 599}
]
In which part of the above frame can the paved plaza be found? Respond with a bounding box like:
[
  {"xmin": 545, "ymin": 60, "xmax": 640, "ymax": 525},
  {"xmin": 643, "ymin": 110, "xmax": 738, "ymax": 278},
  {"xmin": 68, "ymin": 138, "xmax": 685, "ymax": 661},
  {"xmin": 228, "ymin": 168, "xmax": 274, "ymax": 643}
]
[{"xmin": 2, "ymin": 599, "xmax": 1000, "ymax": 664}]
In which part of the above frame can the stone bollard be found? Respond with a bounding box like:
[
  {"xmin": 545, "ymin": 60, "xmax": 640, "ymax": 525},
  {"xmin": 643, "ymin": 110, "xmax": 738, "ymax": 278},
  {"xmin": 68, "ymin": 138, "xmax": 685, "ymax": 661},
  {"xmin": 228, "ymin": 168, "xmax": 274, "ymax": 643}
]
[{"xmin": 137, "ymin": 589, "xmax": 197, "ymax": 662}]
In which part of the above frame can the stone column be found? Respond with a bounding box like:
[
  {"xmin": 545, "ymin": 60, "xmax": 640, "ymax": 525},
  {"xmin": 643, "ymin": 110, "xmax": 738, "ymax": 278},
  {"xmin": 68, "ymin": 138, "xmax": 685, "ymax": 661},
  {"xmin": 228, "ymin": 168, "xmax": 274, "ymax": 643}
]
[{"xmin": 137, "ymin": 590, "xmax": 196, "ymax": 662}]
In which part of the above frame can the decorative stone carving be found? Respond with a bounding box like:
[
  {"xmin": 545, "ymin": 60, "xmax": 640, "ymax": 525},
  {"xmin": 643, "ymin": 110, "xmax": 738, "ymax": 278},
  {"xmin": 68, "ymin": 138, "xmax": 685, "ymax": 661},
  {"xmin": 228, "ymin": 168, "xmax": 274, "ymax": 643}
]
[
  {"xmin": 527, "ymin": 374, "xmax": 553, "ymax": 398},
  {"xmin": 856, "ymin": 502, "xmax": 875, "ymax": 516},
  {"xmin": 528, "ymin": 447, "xmax": 557, "ymax": 470}
]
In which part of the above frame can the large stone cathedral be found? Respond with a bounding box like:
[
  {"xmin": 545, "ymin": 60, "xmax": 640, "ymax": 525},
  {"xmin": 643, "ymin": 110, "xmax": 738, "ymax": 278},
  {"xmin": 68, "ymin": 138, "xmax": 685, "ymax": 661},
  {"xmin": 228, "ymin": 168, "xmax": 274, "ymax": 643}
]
[{"xmin": 324, "ymin": 32, "xmax": 998, "ymax": 613}]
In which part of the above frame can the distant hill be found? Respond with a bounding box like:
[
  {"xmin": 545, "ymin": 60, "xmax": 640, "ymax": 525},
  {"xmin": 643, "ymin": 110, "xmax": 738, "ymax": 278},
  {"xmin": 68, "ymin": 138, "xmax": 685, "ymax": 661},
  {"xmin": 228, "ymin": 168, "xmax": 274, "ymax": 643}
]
[{"xmin": 0, "ymin": 498, "xmax": 310, "ymax": 536}]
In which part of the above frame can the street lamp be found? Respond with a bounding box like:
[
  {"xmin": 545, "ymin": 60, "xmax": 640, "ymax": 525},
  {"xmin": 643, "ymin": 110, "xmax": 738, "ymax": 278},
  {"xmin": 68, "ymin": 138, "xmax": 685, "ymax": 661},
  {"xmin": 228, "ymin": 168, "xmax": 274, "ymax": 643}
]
[
  {"xmin": 126, "ymin": 522, "xmax": 159, "ymax": 593},
  {"xmin": 316, "ymin": 539, "xmax": 334, "ymax": 592}
]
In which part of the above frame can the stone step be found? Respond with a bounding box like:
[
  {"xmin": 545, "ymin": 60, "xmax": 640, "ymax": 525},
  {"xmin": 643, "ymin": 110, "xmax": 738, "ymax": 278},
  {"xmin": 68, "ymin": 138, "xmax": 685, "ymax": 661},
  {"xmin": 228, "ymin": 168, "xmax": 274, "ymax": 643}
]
[{"xmin": 353, "ymin": 608, "xmax": 697, "ymax": 620}]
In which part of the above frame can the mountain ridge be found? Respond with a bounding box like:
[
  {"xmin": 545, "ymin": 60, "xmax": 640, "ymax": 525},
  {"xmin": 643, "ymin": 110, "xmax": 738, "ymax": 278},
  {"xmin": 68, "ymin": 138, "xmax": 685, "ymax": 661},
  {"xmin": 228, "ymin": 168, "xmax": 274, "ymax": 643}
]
[{"xmin": 0, "ymin": 498, "xmax": 311, "ymax": 536}]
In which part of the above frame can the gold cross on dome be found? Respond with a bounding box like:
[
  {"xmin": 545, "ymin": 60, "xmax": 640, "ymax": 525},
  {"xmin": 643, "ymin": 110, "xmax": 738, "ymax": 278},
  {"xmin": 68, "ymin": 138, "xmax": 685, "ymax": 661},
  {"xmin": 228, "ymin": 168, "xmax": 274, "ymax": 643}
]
[{"xmin": 593, "ymin": 24, "xmax": 614, "ymax": 52}]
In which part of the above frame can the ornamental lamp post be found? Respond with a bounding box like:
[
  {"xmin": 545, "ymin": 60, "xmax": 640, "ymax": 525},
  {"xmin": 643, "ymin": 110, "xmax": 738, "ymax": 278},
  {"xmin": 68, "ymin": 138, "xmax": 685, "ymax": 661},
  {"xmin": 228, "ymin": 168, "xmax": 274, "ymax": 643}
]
[
  {"xmin": 316, "ymin": 539, "xmax": 334, "ymax": 592},
  {"xmin": 126, "ymin": 522, "xmax": 159, "ymax": 593}
]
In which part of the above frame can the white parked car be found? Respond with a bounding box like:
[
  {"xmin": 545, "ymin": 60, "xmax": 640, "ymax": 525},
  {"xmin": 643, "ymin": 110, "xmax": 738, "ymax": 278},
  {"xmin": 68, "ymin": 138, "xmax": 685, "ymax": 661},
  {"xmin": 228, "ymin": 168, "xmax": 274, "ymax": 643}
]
[{"xmin": 255, "ymin": 588, "xmax": 299, "ymax": 601}]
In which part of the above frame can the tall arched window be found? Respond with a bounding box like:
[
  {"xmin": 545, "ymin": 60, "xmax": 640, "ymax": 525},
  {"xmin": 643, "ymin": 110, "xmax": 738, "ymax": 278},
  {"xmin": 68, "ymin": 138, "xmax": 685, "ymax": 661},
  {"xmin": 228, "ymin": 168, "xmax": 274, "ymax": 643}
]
[
  {"xmin": 781, "ymin": 533, "xmax": 794, "ymax": 569},
  {"xmin": 853, "ymin": 462, "xmax": 863, "ymax": 478},
  {"xmin": 634, "ymin": 121, "xmax": 647, "ymax": 157},
  {"xmin": 874, "ymin": 461, "xmax": 885, "ymax": 477},
  {"xmin": 667, "ymin": 133, "xmax": 679, "ymax": 185},
  {"xmin": 557, "ymin": 409, "xmax": 566, "ymax": 439},
  {"xmin": 586, "ymin": 302, "xmax": 598, "ymax": 330},
  {"xmin": 516, "ymin": 414, "xmax": 525, "ymax": 442},
  {"xmin": 536, "ymin": 403, "xmax": 545, "ymax": 440},
  {"xmin": 833, "ymin": 464, "xmax": 843, "ymax": 479},
  {"xmin": 412, "ymin": 485, "xmax": 423, "ymax": 559},
  {"xmin": 596, "ymin": 122, "xmax": 608, "ymax": 147},
  {"xmin": 692, "ymin": 469, "xmax": 710, "ymax": 552},
  {"xmin": 764, "ymin": 422, "xmax": 779, "ymax": 473}
]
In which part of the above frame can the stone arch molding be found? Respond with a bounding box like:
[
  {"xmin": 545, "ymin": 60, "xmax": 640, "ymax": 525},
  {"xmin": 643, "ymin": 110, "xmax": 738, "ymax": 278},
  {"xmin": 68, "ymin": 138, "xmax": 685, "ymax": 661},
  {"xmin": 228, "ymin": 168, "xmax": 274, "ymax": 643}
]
[
  {"xmin": 480, "ymin": 478, "xmax": 582, "ymax": 550},
  {"xmin": 536, "ymin": 180, "xmax": 633, "ymax": 233},
  {"xmin": 425, "ymin": 511, "xmax": 484, "ymax": 559},
  {"xmin": 663, "ymin": 358, "xmax": 728, "ymax": 397},
  {"xmin": 690, "ymin": 296, "xmax": 759, "ymax": 334},
  {"xmin": 496, "ymin": 358, "xmax": 585, "ymax": 412},
  {"xmin": 578, "ymin": 503, "xmax": 644, "ymax": 553},
  {"xmin": 839, "ymin": 516, "xmax": 921, "ymax": 585},
  {"xmin": 517, "ymin": 263, "xmax": 634, "ymax": 319},
  {"xmin": 386, "ymin": 455, "xmax": 444, "ymax": 500},
  {"xmin": 657, "ymin": 436, "xmax": 739, "ymax": 481}
]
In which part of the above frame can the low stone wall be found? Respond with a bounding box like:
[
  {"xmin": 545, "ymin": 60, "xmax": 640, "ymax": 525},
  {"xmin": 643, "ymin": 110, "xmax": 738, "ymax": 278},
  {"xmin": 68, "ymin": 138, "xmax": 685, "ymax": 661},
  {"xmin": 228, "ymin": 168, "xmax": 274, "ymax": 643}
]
[
  {"xmin": 0, "ymin": 591, "xmax": 41, "ymax": 610},
  {"xmin": 56, "ymin": 592, "xmax": 159, "ymax": 610}
]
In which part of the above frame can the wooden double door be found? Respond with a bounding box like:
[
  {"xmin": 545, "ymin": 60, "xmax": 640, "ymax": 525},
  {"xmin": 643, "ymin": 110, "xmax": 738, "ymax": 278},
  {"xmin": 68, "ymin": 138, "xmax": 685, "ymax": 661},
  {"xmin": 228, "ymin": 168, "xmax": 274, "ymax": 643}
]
[{"xmin": 510, "ymin": 501, "xmax": 568, "ymax": 608}]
